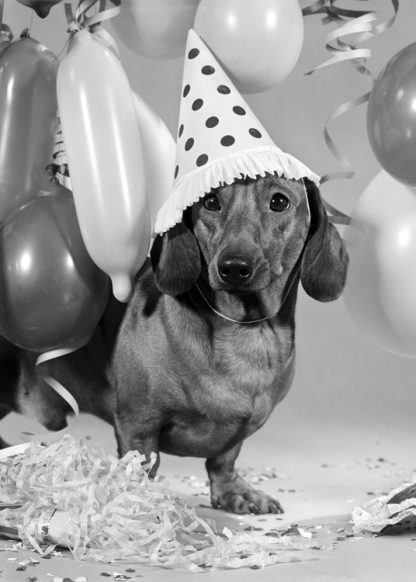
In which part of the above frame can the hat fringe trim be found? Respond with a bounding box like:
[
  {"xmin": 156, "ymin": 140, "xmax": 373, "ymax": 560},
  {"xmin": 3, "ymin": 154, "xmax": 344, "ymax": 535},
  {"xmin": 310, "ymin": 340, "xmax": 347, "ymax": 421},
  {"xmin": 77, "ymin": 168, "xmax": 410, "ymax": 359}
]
[{"xmin": 154, "ymin": 146, "xmax": 320, "ymax": 235}]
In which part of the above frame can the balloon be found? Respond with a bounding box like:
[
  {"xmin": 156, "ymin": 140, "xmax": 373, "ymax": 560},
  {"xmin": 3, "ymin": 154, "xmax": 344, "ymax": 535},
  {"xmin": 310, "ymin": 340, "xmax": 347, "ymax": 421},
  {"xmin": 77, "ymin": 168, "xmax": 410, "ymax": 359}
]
[
  {"xmin": 194, "ymin": 0, "xmax": 304, "ymax": 94},
  {"xmin": 0, "ymin": 36, "xmax": 58, "ymax": 224},
  {"xmin": 344, "ymin": 171, "xmax": 416, "ymax": 358},
  {"xmin": 132, "ymin": 93, "xmax": 175, "ymax": 232},
  {"xmin": 15, "ymin": 0, "xmax": 63, "ymax": 18},
  {"xmin": 107, "ymin": 0, "xmax": 199, "ymax": 59},
  {"xmin": 0, "ymin": 180, "xmax": 110, "ymax": 352},
  {"xmin": 57, "ymin": 29, "xmax": 150, "ymax": 303},
  {"xmin": 367, "ymin": 42, "xmax": 416, "ymax": 187}
]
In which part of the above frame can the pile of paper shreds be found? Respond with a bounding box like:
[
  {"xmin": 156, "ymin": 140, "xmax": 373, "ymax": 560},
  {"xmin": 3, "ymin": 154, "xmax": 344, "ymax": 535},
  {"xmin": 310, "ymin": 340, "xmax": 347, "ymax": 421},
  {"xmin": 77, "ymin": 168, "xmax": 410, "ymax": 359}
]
[
  {"xmin": 0, "ymin": 434, "xmax": 319, "ymax": 572},
  {"xmin": 353, "ymin": 482, "xmax": 416, "ymax": 535}
]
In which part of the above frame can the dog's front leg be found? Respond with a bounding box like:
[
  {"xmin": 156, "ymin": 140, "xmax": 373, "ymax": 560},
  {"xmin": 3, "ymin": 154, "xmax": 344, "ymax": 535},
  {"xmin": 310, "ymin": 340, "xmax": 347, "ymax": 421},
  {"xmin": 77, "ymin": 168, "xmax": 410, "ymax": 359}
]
[
  {"xmin": 206, "ymin": 443, "xmax": 283, "ymax": 515},
  {"xmin": 114, "ymin": 412, "xmax": 161, "ymax": 479}
]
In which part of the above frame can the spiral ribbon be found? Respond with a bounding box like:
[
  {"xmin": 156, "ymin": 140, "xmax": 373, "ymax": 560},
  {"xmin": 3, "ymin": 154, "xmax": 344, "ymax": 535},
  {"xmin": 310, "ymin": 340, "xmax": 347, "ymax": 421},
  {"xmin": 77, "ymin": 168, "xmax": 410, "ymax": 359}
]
[
  {"xmin": 0, "ymin": 347, "xmax": 81, "ymax": 460},
  {"xmin": 302, "ymin": 0, "xmax": 400, "ymax": 225}
]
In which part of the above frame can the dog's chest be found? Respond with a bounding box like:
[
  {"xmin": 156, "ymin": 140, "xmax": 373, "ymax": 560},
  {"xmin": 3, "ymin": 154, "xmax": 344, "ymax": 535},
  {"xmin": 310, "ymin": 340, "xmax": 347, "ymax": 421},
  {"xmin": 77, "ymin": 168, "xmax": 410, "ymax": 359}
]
[
  {"xmin": 160, "ymin": 322, "xmax": 295, "ymax": 457},
  {"xmin": 190, "ymin": 323, "xmax": 294, "ymax": 425}
]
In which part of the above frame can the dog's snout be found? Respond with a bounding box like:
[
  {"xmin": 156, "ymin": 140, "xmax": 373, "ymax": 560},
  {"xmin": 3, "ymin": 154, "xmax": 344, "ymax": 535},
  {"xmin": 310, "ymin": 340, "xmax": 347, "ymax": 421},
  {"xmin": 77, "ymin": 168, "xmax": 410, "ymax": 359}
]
[{"xmin": 218, "ymin": 256, "xmax": 253, "ymax": 285}]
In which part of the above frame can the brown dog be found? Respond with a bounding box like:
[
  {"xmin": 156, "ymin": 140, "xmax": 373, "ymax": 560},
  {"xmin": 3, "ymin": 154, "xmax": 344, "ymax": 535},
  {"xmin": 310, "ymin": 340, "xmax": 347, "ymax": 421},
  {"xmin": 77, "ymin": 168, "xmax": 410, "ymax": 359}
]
[{"xmin": 0, "ymin": 173, "xmax": 348, "ymax": 514}]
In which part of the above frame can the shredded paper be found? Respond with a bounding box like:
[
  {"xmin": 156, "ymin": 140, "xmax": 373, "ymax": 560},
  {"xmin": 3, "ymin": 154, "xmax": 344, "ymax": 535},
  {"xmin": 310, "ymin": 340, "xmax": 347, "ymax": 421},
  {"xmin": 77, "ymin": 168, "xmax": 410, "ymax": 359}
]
[
  {"xmin": 353, "ymin": 481, "xmax": 416, "ymax": 535},
  {"xmin": 0, "ymin": 435, "xmax": 319, "ymax": 571}
]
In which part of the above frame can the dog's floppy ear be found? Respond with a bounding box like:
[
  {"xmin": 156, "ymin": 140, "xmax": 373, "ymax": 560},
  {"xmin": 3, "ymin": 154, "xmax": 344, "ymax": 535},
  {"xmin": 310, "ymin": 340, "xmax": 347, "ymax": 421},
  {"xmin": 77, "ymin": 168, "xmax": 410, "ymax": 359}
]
[
  {"xmin": 150, "ymin": 221, "xmax": 201, "ymax": 296},
  {"xmin": 300, "ymin": 178, "xmax": 349, "ymax": 302}
]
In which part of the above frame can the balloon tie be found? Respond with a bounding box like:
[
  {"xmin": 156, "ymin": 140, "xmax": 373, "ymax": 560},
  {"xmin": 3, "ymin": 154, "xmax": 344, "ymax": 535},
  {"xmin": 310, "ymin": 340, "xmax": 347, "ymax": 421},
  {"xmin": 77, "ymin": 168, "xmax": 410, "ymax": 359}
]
[
  {"xmin": 303, "ymin": 0, "xmax": 399, "ymax": 226},
  {"xmin": 65, "ymin": 0, "xmax": 121, "ymax": 55},
  {"xmin": 65, "ymin": 0, "xmax": 120, "ymax": 33}
]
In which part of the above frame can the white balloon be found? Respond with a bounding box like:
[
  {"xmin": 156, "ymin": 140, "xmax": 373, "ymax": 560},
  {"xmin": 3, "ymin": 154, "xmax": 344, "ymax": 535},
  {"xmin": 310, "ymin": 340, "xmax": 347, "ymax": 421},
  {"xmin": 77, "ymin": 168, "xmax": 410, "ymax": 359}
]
[
  {"xmin": 344, "ymin": 170, "xmax": 416, "ymax": 358},
  {"xmin": 132, "ymin": 93, "xmax": 175, "ymax": 233},
  {"xmin": 57, "ymin": 30, "xmax": 150, "ymax": 303},
  {"xmin": 194, "ymin": 0, "xmax": 304, "ymax": 93}
]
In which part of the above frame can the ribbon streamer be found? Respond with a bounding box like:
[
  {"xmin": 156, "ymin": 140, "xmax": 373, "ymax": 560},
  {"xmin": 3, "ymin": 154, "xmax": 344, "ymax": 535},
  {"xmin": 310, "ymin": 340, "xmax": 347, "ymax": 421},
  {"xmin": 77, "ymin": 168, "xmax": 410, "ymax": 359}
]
[
  {"xmin": 36, "ymin": 348, "xmax": 80, "ymax": 418},
  {"xmin": 0, "ymin": 348, "xmax": 81, "ymax": 460},
  {"xmin": 302, "ymin": 0, "xmax": 326, "ymax": 16},
  {"xmin": 303, "ymin": 0, "xmax": 400, "ymax": 225}
]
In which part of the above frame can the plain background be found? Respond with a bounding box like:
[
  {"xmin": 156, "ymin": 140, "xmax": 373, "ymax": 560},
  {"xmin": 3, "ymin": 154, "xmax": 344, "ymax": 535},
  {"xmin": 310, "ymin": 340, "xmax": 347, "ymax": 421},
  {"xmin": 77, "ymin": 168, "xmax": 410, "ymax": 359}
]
[
  {"xmin": 3, "ymin": 0, "xmax": 415, "ymax": 442},
  {"xmin": 2, "ymin": 1, "xmax": 416, "ymax": 580}
]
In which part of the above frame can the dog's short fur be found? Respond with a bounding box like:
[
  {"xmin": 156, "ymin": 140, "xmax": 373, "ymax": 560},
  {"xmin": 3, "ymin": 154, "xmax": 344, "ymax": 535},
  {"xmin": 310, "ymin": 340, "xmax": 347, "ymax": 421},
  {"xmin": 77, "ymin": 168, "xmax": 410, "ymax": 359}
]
[{"xmin": 0, "ymin": 174, "xmax": 348, "ymax": 514}]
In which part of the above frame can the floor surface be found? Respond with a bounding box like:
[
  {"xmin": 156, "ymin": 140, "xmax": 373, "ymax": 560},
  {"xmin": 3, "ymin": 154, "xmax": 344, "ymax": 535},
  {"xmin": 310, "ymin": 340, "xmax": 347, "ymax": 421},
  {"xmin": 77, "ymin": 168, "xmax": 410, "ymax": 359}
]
[{"xmin": 0, "ymin": 408, "xmax": 415, "ymax": 582}]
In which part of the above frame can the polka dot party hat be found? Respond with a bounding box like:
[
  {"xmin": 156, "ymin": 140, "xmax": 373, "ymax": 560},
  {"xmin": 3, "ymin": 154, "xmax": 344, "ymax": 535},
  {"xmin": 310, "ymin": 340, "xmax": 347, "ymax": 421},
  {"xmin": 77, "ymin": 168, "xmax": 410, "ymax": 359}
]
[{"xmin": 154, "ymin": 29, "xmax": 320, "ymax": 235}]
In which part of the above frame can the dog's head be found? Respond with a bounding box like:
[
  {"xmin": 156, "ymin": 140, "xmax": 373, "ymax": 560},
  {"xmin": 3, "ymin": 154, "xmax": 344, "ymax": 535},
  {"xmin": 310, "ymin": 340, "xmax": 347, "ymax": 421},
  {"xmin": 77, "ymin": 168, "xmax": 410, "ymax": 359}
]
[{"xmin": 151, "ymin": 173, "xmax": 348, "ymax": 309}]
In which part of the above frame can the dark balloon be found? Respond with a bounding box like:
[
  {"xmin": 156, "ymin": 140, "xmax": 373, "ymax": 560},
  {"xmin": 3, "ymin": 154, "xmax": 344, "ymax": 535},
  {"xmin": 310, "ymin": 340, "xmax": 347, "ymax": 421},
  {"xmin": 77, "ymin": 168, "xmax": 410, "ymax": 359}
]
[
  {"xmin": 0, "ymin": 181, "xmax": 110, "ymax": 352},
  {"xmin": 15, "ymin": 0, "xmax": 63, "ymax": 18},
  {"xmin": 0, "ymin": 36, "xmax": 58, "ymax": 223},
  {"xmin": 367, "ymin": 42, "xmax": 416, "ymax": 186}
]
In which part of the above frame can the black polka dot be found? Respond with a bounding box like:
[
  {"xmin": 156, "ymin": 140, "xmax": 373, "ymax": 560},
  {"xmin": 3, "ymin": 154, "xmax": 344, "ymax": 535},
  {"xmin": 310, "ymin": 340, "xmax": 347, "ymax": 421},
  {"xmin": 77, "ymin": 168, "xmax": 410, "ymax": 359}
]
[
  {"xmin": 178, "ymin": 124, "xmax": 184, "ymax": 138},
  {"xmin": 221, "ymin": 135, "xmax": 235, "ymax": 147},
  {"xmin": 217, "ymin": 84, "xmax": 231, "ymax": 95},
  {"xmin": 196, "ymin": 154, "xmax": 208, "ymax": 167},
  {"xmin": 249, "ymin": 128, "xmax": 262, "ymax": 138},
  {"xmin": 192, "ymin": 98, "xmax": 203, "ymax": 111},
  {"xmin": 185, "ymin": 137, "xmax": 194, "ymax": 151},
  {"xmin": 202, "ymin": 65, "xmax": 215, "ymax": 75},
  {"xmin": 183, "ymin": 84, "xmax": 190, "ymax": 98},
  {"xmin": 233, "ymin": 106, "xmax": 246, "ymax": 116},
  {"xmin": 206, "ymin": 116, "xmax": 219, "ymax": 128},
  {"xmin": 174, "ymin": 165, "xmax": 179, "ymax": 179},
  {"xmin": 188, "ymin": 48, "xmax": 199, "ymax": 59}
]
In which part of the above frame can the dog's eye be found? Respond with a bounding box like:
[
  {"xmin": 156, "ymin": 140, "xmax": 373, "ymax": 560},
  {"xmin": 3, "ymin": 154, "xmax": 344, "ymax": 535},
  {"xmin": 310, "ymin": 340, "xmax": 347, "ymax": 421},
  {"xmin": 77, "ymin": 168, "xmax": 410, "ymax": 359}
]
[
  {"xmin": 203, "ymin": 194, "xmax": 221, "ymax": 212},
  {"xmin": 270, "ymin": 193, "xmax": 290, "ymax": 212}
]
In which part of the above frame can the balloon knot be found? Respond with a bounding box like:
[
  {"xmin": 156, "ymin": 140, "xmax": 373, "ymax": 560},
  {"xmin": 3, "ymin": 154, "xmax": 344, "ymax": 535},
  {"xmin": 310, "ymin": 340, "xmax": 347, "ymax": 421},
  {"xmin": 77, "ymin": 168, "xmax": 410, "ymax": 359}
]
[{"xmin": 67, "ymin": 20, "xmax": 83, "ymax": 34}]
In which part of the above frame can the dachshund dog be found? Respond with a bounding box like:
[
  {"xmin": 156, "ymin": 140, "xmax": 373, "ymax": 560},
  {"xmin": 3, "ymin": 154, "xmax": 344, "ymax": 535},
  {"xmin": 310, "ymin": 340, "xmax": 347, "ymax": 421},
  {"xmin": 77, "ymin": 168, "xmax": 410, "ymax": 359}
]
[{"xmin": 0, "ymin": 173, "xmax": 348, "ymax": 514}]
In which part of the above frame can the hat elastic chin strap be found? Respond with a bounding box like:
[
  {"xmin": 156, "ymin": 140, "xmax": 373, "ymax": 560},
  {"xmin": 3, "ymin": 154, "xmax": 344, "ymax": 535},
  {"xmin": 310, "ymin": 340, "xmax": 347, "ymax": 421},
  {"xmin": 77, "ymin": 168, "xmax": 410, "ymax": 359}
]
[{"xmin": 193, "ymin": 263, "xmax": 301, "ymax": 325}]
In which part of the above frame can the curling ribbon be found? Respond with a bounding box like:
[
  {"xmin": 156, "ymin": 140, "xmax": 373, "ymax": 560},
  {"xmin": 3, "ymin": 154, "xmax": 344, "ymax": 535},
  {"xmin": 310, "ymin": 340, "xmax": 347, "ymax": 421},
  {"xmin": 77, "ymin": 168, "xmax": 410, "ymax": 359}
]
[
  {"xmin": 36, "ymin": 348, "xmax": 80, "ymax": 418},
  {"xmin": 302, "ymin": 0, "xmax": 326, "ymax": 17},
  {"xmin": 0, "ymin": 348, "xmax": 81, "ymax": 459},
  {"xmin": 303, "ymin": 0, "xmax": 399, "ymax": 225}
]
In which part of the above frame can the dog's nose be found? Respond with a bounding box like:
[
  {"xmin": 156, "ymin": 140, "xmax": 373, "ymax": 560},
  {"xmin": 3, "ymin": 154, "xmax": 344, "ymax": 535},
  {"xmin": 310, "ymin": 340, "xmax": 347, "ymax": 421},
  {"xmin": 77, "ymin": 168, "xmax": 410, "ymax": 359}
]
[{"xmin": 218, "ymin": 257, "xmax": 253, "ymax": 285}]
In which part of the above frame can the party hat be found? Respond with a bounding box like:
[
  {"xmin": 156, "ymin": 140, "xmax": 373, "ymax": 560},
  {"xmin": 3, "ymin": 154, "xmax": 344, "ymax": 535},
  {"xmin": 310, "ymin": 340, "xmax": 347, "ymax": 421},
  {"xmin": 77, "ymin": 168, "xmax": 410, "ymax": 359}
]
[{"xmin": 154, "ymin": 29, "xmax": 320, "ymax": 235}]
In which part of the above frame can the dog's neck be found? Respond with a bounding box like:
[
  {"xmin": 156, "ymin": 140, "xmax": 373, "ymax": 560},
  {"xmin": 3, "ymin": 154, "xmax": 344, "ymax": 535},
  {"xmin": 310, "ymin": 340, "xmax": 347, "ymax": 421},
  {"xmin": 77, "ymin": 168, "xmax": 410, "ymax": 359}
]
[{"xmin": 189, "ymin": 274, "xmax": 299, "ymax": 326}]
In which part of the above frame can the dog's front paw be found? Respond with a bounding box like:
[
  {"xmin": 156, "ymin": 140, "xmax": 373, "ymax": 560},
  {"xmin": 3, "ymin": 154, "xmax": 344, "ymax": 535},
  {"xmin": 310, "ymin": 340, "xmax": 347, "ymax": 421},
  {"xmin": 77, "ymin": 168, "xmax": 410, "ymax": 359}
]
[{"xmin": 211, "ymin": 477, "xmax": 283, "ymax": 514}]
